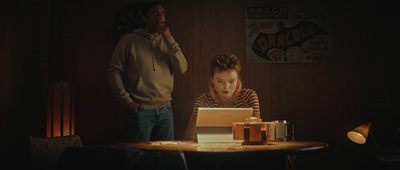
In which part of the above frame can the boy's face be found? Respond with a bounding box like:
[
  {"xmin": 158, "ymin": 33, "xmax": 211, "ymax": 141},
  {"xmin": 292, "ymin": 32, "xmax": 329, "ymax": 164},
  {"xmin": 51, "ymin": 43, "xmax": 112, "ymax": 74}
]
[{"xmin": 142, "ymin": 4, "xmax": 166, "ymax": 31}]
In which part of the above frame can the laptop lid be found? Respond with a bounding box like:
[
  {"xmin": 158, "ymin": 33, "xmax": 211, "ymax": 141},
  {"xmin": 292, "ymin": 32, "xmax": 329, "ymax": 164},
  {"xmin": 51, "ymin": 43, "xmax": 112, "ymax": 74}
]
[{"xmin": 196, "ymin": 107, "xmax": 253, "ymax": 143}]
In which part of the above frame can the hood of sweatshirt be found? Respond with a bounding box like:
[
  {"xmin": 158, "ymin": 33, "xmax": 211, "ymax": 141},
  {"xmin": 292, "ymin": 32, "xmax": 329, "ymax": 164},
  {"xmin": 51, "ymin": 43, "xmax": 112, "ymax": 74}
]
[{"xmin": 133, "ymin": 28, "xmax": 162, "ymax": 41}]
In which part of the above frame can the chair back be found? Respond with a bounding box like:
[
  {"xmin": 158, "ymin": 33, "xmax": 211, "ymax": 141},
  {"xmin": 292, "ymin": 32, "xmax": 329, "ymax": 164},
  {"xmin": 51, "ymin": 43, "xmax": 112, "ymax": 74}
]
[{"xmin": 29, "ymin": 135, "xmax": 82, "ymax": 169}]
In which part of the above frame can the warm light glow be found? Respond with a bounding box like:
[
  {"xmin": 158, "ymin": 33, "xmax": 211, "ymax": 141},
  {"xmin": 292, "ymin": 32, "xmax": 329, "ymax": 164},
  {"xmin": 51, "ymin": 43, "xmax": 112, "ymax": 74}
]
[
  {"xmin": 347, "ymin": 131, "xmax": 366, "ymax": 144},
  {"xmin": 46, "ymin": 82, "xmax": 75, "ymax": 137},
  {"xmin": 347, "ymin": 123, "xmax": 370, "ymax": 144}
]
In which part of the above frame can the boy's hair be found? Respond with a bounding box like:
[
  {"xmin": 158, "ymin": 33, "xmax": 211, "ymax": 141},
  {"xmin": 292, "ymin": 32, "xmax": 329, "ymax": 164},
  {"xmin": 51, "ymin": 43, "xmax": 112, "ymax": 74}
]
[{"xmin": 142, "ymin": 1, "xmax": 165, "ymax": 17}]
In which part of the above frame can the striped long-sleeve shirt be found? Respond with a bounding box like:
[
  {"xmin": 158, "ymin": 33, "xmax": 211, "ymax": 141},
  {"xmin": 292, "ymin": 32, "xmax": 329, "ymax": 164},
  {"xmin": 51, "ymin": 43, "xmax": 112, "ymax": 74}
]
[{"xmin": 192, "ymin": 88, "xmax": 260, "ymax": 117}]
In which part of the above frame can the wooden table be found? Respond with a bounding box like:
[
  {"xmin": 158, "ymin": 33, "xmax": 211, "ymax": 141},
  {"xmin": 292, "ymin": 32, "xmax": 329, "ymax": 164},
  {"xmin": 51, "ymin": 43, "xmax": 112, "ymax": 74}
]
[
  {"xmin": 116, "ymin": 140, "xmax": 328, "ymax": 153},
  {"xmin": 115, "ymin": 141, "xmax": 328, "ymax": 170}
]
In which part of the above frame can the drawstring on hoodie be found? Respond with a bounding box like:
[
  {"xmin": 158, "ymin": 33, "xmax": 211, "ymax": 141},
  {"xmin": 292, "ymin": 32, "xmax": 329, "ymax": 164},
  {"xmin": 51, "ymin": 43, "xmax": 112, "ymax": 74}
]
[
  {"xmin": 150, "ymin": 36, "xmax": 156, "ymax": 71},
  {"xmin": 150, "ymin": 37, "xmax": 156, "ymax": 71},
  {"xmin": 135, "ymin": 28, "xmax": 157, "ymax": 71},
  {"xmin": 152, "ymin": 54, "xmax": 155, "ymax": 71}
]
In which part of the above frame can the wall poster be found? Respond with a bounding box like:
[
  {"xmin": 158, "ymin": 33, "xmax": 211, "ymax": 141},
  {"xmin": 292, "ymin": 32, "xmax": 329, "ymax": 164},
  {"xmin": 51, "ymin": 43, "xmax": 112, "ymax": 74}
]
[{"xmin": 246, "ymin": 6, "xmax": 333, "ymax": 63}]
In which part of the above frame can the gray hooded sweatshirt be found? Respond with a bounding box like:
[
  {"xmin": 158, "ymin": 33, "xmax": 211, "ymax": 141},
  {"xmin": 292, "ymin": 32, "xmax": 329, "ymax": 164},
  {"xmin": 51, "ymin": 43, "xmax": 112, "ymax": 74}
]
[{"xmin": 107, "ymin": 28, "xmax": 188, "ymax": 110}]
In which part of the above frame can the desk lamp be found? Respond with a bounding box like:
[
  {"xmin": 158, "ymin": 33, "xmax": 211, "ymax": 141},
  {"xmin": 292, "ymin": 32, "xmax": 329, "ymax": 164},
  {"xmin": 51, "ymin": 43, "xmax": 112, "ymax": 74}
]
[
  {"xmin": 347, "ymin": 123, "xmax": 400, "ymax": 168},
  {"xmin": 347, "ymin": 123, "xmax": 380, "ymax": 153}
]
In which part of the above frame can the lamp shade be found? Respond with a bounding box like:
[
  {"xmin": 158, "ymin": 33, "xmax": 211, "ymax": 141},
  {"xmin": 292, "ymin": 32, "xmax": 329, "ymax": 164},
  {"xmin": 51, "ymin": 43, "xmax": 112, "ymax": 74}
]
[{"xmin": 347, "ymin": 123, "xmax": 371, "ymax": 144}]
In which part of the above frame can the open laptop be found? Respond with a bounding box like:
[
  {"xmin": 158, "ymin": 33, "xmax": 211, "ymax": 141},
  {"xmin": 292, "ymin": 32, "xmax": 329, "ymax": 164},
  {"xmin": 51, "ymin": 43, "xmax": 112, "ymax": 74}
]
[{"xmin": 196, "ymin": 107, "xmax": 253, "ymax": 143}]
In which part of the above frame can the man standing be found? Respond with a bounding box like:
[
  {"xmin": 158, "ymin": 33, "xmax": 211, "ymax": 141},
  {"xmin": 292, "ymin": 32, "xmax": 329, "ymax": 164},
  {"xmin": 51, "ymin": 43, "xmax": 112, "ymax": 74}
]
[{"xmin": 107, "ymin": 1, "xmax": 188, "ymax": 142}]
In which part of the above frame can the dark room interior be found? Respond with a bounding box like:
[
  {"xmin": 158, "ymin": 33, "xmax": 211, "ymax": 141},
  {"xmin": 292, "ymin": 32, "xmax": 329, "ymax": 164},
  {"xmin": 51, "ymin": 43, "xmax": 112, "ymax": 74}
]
[{"xmin": 1, "ymin": 0, "xmax": 399, "ymax": 169}]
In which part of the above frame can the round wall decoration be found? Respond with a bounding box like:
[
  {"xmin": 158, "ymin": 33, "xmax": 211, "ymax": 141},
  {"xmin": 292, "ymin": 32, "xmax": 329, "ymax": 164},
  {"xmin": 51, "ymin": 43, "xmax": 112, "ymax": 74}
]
[{"xmin": 111, "ymin": 3, "xmax": 144, "ymax": 44}]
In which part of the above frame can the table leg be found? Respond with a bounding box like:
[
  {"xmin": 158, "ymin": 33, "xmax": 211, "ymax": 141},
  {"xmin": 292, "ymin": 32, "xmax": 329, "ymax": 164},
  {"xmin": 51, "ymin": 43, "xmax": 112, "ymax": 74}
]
[{"xmin": 286, "ymin": 154, "xmax": 296, "ymax": 170}]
